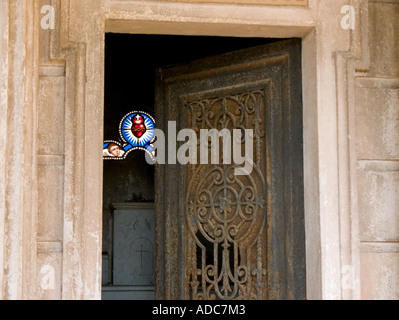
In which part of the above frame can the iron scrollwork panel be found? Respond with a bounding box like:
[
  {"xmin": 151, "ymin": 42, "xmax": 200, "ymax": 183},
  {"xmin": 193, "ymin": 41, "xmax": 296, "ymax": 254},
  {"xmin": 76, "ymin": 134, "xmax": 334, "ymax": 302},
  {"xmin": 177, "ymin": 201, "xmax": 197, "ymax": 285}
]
[
  {"xmin": 155, "ymin": 39, "xmax": 305, "ymax": 300},
  {"xmin": 184, "ymin": 89, "xmax": 269, "ymax": 300}
]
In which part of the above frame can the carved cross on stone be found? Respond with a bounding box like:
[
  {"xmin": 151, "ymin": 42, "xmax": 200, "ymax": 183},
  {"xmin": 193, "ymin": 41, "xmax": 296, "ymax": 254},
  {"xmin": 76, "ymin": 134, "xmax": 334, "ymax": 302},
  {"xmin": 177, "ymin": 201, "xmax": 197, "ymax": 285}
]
[{"xmin": 135, "ymin": 244, "xmax": 149, "ymax": 268}]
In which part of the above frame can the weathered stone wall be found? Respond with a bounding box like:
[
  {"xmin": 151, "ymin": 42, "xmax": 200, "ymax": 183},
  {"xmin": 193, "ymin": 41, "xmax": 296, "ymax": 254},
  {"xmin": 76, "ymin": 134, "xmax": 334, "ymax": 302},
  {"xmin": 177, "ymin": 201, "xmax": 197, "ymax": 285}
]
[
  {"xmin": 0, "ymin": 0, "xmax": 398, "ymax": 300},
  {"xmin": 356, "ymin": 1, "xmax": 399, "ymax": 300},
  {"xmin": 0, "ymin": 0, "xmax": 39, "ymax": 300}
]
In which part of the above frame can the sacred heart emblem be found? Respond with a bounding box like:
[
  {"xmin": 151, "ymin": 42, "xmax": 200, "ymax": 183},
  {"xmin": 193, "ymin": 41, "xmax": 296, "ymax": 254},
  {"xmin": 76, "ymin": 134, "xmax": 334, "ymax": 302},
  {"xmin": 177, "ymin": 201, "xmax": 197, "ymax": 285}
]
[
  {"xmin": 105, "ymin": 110, "xmax": 155, "ymax": 161},
  {"xmin": 131, "ymin": 114, "xmax": 146, "ymax": 138}
]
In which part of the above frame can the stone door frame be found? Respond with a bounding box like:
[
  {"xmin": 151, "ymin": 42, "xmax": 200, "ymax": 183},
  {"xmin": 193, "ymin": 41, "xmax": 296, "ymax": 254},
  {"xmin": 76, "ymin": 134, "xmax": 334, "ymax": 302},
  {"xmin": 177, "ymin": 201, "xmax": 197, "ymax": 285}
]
[{"xmin": 28, "ymin": 0, "xmax": 366, "ymax": 299}]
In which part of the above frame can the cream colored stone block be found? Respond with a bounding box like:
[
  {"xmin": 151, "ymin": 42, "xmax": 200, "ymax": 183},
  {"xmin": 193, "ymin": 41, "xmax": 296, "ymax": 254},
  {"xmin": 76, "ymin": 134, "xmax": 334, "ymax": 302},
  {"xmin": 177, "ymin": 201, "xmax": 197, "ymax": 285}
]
[
  {"xmin": 356, "ymin": 87, "xmax": 399, "ymax": 160},
  {"xmin": 37, "ymin": 161, "xmax": 64, "ymax": 241},
  {"xmin": 360, "ymin": 251, "xmax": 399, "ymax": 300},
  {"xmin": 38, "ymin": 76, "xmax": 65, "ymax": 155},
  {"xmin": 368, "ymin": 3, "xmax": 399, "ymax": 77},
  {"xmin": 357, "ymin": 164, "xmax": 399, "ymax": 242}
]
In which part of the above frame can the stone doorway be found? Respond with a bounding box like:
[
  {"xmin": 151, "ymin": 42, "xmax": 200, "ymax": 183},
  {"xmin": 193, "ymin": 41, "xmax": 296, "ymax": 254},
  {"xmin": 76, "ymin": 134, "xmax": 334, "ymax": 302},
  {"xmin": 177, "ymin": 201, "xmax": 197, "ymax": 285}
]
[{"xmin": 101, "ymin": 34, "xmax": 304, "ymax": 300}]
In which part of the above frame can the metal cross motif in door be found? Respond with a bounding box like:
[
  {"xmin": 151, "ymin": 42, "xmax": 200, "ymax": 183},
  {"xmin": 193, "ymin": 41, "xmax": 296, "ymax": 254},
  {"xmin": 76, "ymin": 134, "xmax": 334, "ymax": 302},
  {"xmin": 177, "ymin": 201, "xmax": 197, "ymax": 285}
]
[
  {"xmin": 155, "ymin": 39, "xmax": 306, "ymax": 300},
  {"xmin": 185, "ymin": 90, "xmax": 268, "ymax": 300}
]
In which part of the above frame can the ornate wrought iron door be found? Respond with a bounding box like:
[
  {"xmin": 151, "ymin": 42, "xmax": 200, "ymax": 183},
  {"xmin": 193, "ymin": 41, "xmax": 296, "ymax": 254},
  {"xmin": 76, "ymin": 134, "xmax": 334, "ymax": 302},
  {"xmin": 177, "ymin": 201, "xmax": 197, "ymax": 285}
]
[{"xmin": 155, "ymin": 39, "xmax": 305, "ymax": 300}]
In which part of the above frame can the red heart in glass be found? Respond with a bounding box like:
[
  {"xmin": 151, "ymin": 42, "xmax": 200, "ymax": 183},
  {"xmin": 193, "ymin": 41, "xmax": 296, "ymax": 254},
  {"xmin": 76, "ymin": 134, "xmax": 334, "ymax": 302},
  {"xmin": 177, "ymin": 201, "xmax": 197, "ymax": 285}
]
[
  {"xmin": 132, "ymin": 123, "xmax": 146, "ymax": 138},
  {"xmin": 131, "ymin": 115, "xmax": 146, "ymax": 138}
]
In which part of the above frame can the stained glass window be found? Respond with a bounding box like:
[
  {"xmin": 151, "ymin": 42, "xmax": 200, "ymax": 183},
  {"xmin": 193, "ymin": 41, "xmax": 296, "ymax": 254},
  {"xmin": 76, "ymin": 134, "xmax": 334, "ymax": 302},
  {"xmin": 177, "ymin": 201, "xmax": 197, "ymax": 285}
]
[{"xmin": 103, "ymin": 111, "xmax": 155, "ymax": 160}]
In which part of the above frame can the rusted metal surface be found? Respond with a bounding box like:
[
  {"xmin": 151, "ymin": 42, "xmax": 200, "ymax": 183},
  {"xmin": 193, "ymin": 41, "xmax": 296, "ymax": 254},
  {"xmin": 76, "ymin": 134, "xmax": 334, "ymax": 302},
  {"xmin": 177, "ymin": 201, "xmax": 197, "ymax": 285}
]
[{"xmin": 155, "ymin": 39, "xmax": 305, "ymax": 300}]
